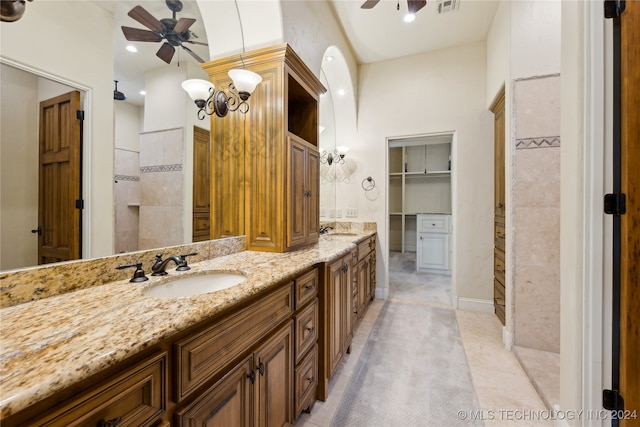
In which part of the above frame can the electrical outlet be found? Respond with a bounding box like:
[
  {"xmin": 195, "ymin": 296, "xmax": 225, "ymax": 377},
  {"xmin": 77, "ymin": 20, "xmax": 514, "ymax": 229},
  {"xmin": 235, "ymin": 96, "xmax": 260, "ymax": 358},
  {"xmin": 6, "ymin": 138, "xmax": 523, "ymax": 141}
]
[
  {"xmin": 328, "ymin": 209, "xmax": 336, "ymax": 218},
  {"xmin": 345, "ymin": 208, "xmax": 358, "ymax": 218},
  {"xmin": 335, "ymin": 209, "xmax": 342, "ymax": 218}
]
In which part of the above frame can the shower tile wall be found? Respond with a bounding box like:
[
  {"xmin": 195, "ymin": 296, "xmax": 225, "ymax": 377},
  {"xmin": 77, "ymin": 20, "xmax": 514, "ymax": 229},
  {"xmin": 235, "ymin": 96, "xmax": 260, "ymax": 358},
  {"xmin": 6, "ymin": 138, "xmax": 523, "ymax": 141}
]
[
  {"xmin": 139, "ymin": 127, "xmax": 184, "ymax": 250},
  {"xmin": 513, "ymin": 75, "xmax": 560, "ymax": 353},
  {"xmin": 114, "ymin": 148, "xmax": 140, "ymax": 253}
]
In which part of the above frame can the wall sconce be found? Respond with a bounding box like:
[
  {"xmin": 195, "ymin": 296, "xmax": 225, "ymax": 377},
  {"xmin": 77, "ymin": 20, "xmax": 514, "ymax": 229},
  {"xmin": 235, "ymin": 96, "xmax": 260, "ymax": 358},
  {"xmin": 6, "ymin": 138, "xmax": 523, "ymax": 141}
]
[
  {"xmin": 320, "ymin": 146, "xmax": 350, "ymax": 166},
  {"xmin": 182, "ymin": 69, "xmax": 262, "ymax": 120}
]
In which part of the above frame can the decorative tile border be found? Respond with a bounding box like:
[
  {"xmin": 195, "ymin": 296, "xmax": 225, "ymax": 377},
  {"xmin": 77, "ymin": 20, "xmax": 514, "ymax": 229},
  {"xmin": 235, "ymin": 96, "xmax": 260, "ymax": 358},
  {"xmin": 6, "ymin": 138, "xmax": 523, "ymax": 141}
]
[
  {"xmin": 114, "ymin": 174, "xmax": 140, "ymax": 182},
  {"xmin": 140, "ymin": 164, "xmax": 182, "ymax": 173},
  {"xmin": 515, "ymin": 136, "xmax": 560, "ymax": 149}
]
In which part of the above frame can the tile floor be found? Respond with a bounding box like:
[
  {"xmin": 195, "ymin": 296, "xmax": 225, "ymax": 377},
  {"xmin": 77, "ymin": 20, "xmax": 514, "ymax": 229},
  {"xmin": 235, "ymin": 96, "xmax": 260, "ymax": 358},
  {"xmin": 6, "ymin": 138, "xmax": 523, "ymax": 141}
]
[{"xmin": 294, "ymin": 252, "xmax": 551, "ymax": 427}]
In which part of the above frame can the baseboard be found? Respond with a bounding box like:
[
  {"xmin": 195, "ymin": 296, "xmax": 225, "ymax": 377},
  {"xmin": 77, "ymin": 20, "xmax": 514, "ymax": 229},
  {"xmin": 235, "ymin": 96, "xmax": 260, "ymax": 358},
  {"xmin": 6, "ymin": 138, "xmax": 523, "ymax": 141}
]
[
  {"xmin": 375, "ymin": 287, "xmax": 389, "ymax": 300},
  {"xmin": 503, "ymin": 327, "xmax": 513, "ymax": 351},
  {"xmin": 456, "ymin": 297, "xmax": 494, "ymax": 313}
]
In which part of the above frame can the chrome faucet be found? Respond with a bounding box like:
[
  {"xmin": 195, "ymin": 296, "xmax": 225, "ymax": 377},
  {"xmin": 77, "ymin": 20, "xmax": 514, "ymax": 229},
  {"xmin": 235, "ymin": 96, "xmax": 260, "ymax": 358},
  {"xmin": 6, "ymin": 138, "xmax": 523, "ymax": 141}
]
[
  {"xmin": 151, "ymin": 252, "xmax": 197, "ymax": 276},
  {"xmin": 319, "ymin": 225, "xmax": 334, "ymax": 235}
]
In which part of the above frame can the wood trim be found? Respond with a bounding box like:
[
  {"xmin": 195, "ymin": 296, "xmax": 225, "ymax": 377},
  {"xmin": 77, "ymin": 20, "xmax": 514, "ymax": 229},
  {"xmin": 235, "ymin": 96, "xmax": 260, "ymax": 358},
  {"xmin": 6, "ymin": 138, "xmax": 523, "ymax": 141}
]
[{"xmin": 619, "ymin": 0, "xmax": 640, "ymax": 420}]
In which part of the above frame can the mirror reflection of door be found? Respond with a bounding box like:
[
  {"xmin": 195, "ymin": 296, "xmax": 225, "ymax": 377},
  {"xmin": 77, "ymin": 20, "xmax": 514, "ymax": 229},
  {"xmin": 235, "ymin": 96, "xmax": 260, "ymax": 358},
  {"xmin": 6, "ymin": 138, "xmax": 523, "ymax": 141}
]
[
  {"xmin": 37, "ymin": 90, "xmax": 82, "ymax": 264},
  {"xmin": 192, "ymin": 126, "xmax": 211, "ymax": 242}
]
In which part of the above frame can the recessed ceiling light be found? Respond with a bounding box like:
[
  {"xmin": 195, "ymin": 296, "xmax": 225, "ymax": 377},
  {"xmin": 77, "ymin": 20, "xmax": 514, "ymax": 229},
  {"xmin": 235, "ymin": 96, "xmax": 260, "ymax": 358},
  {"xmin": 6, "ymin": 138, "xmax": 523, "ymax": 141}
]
[
  {"xmin": 126, "ymin": 45, "xmax": 138, "ymax": 53},
  {"xmin": 326, "ymin": 55, "xmax": 334, "ymax": 62},
  {"xmin": 337, "ymin": 89, "xmax": 345, "ymax": 96},
  {"xmin": 404, "ymin": 13, "xmax": 416, "ymax": 23},
  {"xmin": 139, "ymin": 90, "xmax": 146, "ymax": 96}
]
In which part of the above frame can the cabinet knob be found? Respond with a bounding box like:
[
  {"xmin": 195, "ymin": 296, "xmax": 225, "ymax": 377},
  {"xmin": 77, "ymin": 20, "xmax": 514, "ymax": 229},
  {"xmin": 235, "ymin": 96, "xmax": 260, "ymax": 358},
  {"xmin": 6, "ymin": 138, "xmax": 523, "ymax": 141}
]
[
  {"xmin": 257, "ymin": 361, "xmax": 265, "ymax": 376},
  {"xmin": 306, "ymin": 326, "xmax": 315, "ymax": 333},
  {"xmin": 308, "ymin": 376, "xmax": 315, "ymax": 384},
  {"xmin": 305, "ymin": 285, "xmax": 314, "ymax": 291}
]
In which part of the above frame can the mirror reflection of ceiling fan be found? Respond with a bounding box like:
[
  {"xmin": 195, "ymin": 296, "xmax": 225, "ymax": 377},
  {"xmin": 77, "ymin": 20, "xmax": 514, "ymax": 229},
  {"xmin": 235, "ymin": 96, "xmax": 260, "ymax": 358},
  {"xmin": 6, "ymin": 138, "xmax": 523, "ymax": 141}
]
[
  {"xmin": 121, "ymin": 0, "xmax": 208, "ymax": 65},
  {"xmin": 360, "ymin": 0, "xmax": 427, "ymax": 14}
]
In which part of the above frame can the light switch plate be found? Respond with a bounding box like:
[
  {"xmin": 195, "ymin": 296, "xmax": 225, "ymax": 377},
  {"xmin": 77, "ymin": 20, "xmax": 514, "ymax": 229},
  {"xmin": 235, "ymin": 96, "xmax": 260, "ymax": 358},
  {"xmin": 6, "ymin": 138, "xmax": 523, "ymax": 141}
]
[
  {"xmin": 335, "ymin": 209, "xmax": 342, "ymax": 218},
  {"xmin": 328, "ymin": 209, "xmax": 335, "ymax": 218},
  {"xmin": 345, "ymin": 208, "xmax": 358, "ymax": 218},
  {"xmin": 319, "ymin": 208, "xmax": 326, "ymax": 217}
]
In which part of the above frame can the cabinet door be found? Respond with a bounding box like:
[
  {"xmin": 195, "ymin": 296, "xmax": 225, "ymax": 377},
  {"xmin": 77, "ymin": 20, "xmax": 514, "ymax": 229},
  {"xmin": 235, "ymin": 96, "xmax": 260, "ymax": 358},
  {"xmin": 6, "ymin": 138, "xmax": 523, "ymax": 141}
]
[
  {"xmin": 417, "ymin": 233, "xmax": 450, "ymax": 271},
  {"xmin": 340, "ymin": 258, "xmax": 353, "ymax": 360},
  {"xmin": 254, "ymin": 322, "xmax": 293, "ymax": 427},
  {"xmin": 287, "ymin": 137, "xmax": 307, "ymax": 248},
  {"xmin": 356, "ymin": 256, "xmax": 371, "ymax": 318},
  {"xmin": 327, "ymin": 257, "xmax": 344, "ymax": 375},
  {"xmin": 176, "ymin": 356, "xmax": 252, "ymax": 427},
  {"xmin": 306, "ymin": 148, "xmax": 320, "ymax": 241}
]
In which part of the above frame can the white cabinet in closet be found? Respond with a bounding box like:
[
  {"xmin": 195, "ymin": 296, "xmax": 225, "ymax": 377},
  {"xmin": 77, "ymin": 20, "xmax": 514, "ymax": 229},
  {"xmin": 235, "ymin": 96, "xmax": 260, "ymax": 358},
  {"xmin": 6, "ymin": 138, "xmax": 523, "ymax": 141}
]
[{"xmin": 416, "ymin": 214, "xmax": 451, "ymax": 275}]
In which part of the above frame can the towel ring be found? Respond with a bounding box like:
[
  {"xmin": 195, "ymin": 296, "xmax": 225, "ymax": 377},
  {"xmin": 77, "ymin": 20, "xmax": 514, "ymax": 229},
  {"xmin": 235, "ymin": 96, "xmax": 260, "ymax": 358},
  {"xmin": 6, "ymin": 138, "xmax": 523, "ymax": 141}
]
[{"xmin": 362, "ymin": 176, "xmax": 376, "ymax": 191}]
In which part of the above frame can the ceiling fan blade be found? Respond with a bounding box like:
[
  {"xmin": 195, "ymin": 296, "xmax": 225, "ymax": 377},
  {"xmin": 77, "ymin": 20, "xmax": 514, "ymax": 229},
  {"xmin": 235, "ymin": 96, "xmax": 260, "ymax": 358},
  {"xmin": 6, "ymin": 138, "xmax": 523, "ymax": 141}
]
[
  {"xmin": 361, "ymin": 0, "xmax": 380, "ymax": 9},
  {"xmin": 184, "ymin": 40, "xmax": 208, "ymax": 46},
  {"xmin": 173, "ymin": 17, "xmax": 196, "ymax": 34},
  {"xmin": 156, "ymin": 43, "xmax": 175, "ymax": 64},
  {"xmin": 121, "ymin": 26, "xmax": 162, "ymax": 43},
  {"xmin": 128, "ymin": 5, "xmax": 163, "ymax": 32},
  {"xmin": 407, "ymin": 0, "xmax": 427, "ymax": 14},
  {"xmin": 181, "ymin": 45, "xmax": 206, "ymax": 63}
]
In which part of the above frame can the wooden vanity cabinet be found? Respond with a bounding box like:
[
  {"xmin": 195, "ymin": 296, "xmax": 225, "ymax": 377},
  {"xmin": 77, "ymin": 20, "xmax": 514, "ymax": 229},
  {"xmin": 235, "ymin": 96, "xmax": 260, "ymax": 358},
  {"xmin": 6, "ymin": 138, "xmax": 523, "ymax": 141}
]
[
  {"xmin": 176, "ymin": 322, "xmax": 293, "ymax": 427},
  {"xmin": 5, "ymin": 352, "xmax": 168, "ymax": 427},
  {"xmin": 203, "ymin": 44, "xmax": 326, "ymax": 253},
  {"xmin": 317, "ymin": 251, "xmax": 353, "ymax": 401}
]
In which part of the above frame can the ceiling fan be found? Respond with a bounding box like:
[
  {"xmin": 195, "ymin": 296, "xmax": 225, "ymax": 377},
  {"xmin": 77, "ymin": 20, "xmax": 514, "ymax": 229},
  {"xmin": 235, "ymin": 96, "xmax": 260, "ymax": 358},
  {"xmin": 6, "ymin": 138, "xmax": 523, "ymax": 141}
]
[
  {"xmin": 361, "ymin": 0, "xmax": 427, "ymax": 14},
  {"xmin": 121, "ymin": 0, "xmax": 208, "ymax": 65}
]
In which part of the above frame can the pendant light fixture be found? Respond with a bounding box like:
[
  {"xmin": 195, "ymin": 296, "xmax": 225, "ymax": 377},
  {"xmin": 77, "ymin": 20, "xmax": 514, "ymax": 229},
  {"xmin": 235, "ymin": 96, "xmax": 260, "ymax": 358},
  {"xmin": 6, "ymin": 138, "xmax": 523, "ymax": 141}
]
[{"xmin": 182, "ymin": 0, "xmax": 262, "ymax": 120}]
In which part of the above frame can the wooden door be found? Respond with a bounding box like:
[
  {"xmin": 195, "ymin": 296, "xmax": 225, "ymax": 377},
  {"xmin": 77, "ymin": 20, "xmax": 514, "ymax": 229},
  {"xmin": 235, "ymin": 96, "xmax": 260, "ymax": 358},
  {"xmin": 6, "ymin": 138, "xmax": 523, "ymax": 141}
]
[
  {"xmin": 176, "ymin": 356, "xmax": 252, "ymax": 427},
  {"xmin": 306, "ymin": 148, "xmax": 320, "ymax": 242},
  {"xmin": 490, "ymin": 89, "xmax": 506, "ymax": 325},
  {"xmin": 254, "ymin": 322, "xmax": 293, "ymax": 427},
  {"xmin": 619, "ymin": 0, "xmax": 640, "ymax": 421},
  {"xmin": 193, "ymin": 126, "xmax": 211, "ymax": 242},
  {"xmin": 327, "ymin": 257, "xmax": 344, "ymax": 375},
  {"xmin": 287, "ymin": 137, "xmax": 306, "ymax": 248},
  {"xmin": 38, "ymin": 91, "xmax": 82, "ymax": 265}
]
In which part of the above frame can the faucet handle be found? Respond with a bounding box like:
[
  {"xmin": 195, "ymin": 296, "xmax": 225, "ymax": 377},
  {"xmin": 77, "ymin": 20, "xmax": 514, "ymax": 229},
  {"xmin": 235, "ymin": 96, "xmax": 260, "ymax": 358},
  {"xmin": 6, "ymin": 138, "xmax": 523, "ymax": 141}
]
[
  {"xmin": 116, "ymin": 262, "xmax": 149, "ymax": 283},
  {"xmin": 176, "ymin": 252, "xmax": 198, "ymax": 271}
]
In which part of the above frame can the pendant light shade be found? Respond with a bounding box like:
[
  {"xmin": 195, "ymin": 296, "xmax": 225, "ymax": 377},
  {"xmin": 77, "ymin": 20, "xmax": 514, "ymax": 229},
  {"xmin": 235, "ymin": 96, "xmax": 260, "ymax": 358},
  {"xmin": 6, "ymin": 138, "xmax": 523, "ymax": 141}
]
[{"xmin": 228, "ymin": 69, "xmax": 262, "ymax": 98}]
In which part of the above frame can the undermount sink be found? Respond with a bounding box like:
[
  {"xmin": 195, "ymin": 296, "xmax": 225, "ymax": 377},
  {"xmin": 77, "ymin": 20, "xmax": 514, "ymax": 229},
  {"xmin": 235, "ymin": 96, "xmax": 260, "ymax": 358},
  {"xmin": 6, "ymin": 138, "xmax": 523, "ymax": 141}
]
[
  {"xmin": 143, "ymin": 272, "xmax": 247, "ymax": 298},
  {"xmin": 327, "ymin": 232, "xmax": 357, "ymax": 236}
]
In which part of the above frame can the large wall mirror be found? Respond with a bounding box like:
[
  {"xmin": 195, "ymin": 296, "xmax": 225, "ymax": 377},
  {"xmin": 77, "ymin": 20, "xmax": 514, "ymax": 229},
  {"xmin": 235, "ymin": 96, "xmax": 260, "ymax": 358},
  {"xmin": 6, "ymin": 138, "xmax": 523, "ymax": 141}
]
[{"xmin": 0, "ymin": 3, "xmax": 351, "ymax": 272}]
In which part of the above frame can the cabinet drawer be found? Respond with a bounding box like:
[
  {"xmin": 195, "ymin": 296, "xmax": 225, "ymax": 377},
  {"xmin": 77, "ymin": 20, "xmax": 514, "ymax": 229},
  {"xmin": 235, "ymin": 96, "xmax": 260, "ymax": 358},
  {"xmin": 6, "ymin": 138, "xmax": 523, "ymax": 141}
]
[
  {"xmin": 175, "ymin": 284, "xmax": 293, "ymax": 401},
  {"xmin": 295, "ymin": 267, "xmax": 318, "ymax": 309},
  {"xmin": 294, "ymin": 344, "xmax": 318, "ymax": 417},
  {"xmin": 357, "ymin": 238, "xmax": 372, "ymax": 261},
  {"xmin": 38, "ymin": 352, "xmax": 167, "ymax": 427},
  {"xmin": 417, "ymin": 214, "xmax": 450, "ymax": 233},
  {"xmin": 294, "ymin": 299, "xmax": 319, "ymax": 363}
]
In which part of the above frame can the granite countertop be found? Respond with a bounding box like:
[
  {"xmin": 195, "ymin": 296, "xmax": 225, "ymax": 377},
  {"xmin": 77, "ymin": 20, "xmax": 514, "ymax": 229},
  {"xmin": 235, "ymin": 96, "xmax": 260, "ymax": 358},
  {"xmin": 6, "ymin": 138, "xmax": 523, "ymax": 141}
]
[{"xmin": 0, "ymin": 232, "xmax": 375, "ymax": 419}]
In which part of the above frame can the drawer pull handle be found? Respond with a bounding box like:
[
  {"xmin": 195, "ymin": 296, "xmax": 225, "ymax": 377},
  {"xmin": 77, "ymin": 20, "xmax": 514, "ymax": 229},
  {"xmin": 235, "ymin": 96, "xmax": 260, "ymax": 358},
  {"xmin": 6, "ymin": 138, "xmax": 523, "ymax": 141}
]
[
  {"xmin": 306, "ymin": 326, "xmax": 315, "ymax": 333},
  {"xmin": 97, "ymin": 417, "xmax": 121, "ymax": 427},
  {"xmin": 257, "ymin": 361, "xmax": 265, "ymax": 376},
  {"xmin": 308, "ymin": 376, "xmax": 315, "ymax": 384},
  {"xmin": 305, "ymin": 285, "xmax": 314, "ymax": 290},
  {"xmin": 247, "ymin": 370, "xmax": 256, "ymax": 384}
]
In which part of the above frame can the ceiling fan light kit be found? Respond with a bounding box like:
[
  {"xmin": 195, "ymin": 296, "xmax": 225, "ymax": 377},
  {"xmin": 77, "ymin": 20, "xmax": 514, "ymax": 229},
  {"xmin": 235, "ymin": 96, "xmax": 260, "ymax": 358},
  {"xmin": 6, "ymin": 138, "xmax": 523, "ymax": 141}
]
[
  {"xmin": 182, "ymin": 69, "xmax": 263, "ymax": 120},
  {"xmin": 121, "ymin": 0, "xmax": 208, "ymax": 65}
]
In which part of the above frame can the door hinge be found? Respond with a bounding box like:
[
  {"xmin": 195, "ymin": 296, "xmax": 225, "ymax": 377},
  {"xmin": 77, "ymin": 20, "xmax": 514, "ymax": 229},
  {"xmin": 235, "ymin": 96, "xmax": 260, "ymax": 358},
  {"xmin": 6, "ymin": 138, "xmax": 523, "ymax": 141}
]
[
  {"xmin": 604, "ymin": 0, "xmax": 626, "ymax": 18},
  {"xmin": 604, "ymin": 193, "xmax": 626, "ymax": 215},
  {"xmin": 75, "ymin": 199, "xmax": 84, "ymax": 210},
  {"xmin": 76, "ymin": 110, "xmax": 85, "ymax": 120},
  {"xmin": 603, "ymin": 389, "xmax": 624, "ymax": 411}
]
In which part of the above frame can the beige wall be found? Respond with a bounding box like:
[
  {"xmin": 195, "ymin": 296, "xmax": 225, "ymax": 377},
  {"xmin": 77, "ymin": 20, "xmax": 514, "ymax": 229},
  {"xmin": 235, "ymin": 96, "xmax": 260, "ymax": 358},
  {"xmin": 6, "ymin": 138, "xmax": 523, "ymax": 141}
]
[
  {"xmin": 355, "ymin": 41, "xmax": 494, "ymax": 302},
  {"xmin": 0, "ymin": 0, "xmax": 115, "ymax": 259},
  {"xmin": 0, "ymin": 65, "xmax": 38, "ymax": 270}
]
